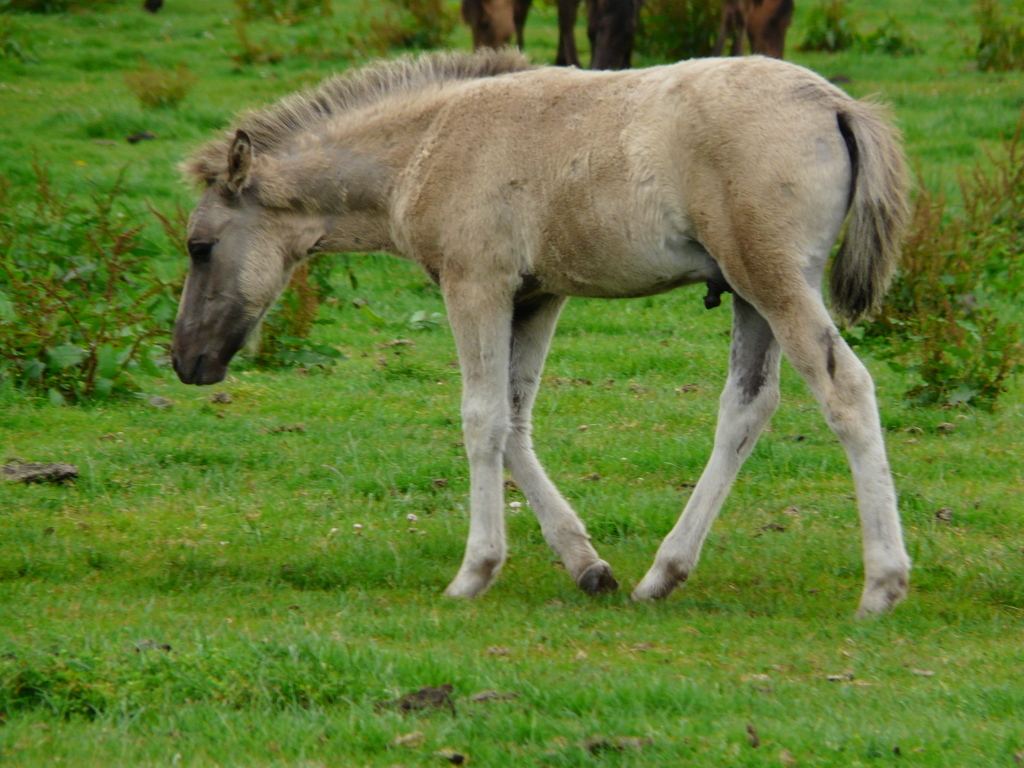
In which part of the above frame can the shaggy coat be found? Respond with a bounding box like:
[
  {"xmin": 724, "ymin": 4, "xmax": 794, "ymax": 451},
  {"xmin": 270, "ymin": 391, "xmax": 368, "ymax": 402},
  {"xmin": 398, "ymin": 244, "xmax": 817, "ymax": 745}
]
[{"xmin": 175, "ymin": 51, "xmax": 911, "ymax": 615}]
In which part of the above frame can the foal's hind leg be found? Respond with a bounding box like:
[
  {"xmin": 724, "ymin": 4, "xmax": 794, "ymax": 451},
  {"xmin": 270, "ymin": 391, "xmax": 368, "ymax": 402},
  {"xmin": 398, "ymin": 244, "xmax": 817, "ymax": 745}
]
[
  {"xmin": 633, "ymin": 296, "xmax": 781, "ymax": 601},
  {"xmin": 506, "ymin": 295, "xmax": 618, "ymax": 594},
  {"xmin": 767, "ymin": 293, "xmax": 909, "ymax": 616}
]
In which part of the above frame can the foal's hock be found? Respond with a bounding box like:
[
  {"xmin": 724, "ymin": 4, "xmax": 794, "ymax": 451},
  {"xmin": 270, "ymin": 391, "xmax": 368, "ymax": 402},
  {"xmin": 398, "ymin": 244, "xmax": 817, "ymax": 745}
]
[{"xmin": 172, "ymin": 50, "xmax": 911, "ymax": 616}]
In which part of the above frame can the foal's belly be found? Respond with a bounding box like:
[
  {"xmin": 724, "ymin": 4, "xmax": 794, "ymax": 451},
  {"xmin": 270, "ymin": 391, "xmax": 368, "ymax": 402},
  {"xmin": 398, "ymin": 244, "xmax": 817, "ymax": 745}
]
[{"xmin": 533, "ymin": 233, "xmax": 722, "ymax": 299}]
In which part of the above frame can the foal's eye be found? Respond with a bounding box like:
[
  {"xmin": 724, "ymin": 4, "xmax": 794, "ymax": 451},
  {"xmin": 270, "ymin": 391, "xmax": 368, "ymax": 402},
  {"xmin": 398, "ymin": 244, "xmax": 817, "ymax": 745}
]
[
  {"xmin": 188, "ymin": 240, "xmax": 215, "ymax": 264},
  {"xmin": 308, "ymin": 237, "xmax": 325, "ymax": 255}
]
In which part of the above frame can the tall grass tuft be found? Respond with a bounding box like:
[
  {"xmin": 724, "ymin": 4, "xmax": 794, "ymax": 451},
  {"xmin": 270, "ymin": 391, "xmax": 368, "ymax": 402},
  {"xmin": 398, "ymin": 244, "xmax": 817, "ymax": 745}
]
[{"xmin": 123, "ymin": 60, "xmax": 198, "ymax": 110}]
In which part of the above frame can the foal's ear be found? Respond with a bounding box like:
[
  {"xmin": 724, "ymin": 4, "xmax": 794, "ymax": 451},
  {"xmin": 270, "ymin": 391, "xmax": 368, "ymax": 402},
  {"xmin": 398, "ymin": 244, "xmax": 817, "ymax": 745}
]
[{"xmin": 226, "ymin": 130, "xmax": 254, "ymax": 193}]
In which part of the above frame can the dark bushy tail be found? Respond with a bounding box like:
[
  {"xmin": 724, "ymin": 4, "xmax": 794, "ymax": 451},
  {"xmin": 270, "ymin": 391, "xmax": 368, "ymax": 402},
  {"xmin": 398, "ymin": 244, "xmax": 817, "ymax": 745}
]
[{"xmin": 830, "ymin": 101, "xmax": 910, "ymax": 324}]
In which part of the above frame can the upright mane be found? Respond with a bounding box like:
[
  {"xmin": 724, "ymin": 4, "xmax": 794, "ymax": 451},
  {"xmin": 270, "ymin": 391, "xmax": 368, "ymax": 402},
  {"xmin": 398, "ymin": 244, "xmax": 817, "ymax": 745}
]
[{"xmin": 184, "ymin": 49, "xmax": 534, "ymax": 185}]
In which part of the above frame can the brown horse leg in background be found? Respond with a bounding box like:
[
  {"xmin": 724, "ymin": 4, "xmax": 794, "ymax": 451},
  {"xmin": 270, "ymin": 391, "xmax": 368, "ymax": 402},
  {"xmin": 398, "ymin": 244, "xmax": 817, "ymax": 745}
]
[
  {"xmin": 557, "ymin": 0, "xmax": 638, "ymax": 69},
  {"xmin": 587, "ymin": 0, "xmax": 639, "ymax": 69},
  {"xmin": 713, "ymin": 0, "xmax": 746, "ymax": 57},
  {"xmin": 555, "ymin": 0, "xmax": 582, "ymax": 66},
  {"xmin": 713, "ymin": 0, "xmax": 794, "ymax": 59}
]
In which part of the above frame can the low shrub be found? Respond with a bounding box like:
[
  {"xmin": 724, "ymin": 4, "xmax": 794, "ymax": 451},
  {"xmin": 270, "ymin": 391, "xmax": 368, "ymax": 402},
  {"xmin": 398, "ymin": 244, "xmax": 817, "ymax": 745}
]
[
  {"xmin": 123, "ymin": 60, "xmax": 198, "ymax": 109},
  {"xmin": 0, "ymin": 15, "xmax": 35, "ymax": 62},
  {"xmin": 637, "ymin": 0, "xmax": 722, "ymax": 61},
  {"xmin": 798, "ymin": 0, "xmax": 859, "ymax": 53},
  {"xmin": 974, "ymin": 0, "xmax": 1024, "ymax": 72},
  {"xmin": 855, "ymin": 114, "xmax": 1024, "ymax": 408},
  {"xmin": 359, "ymin": 0, "xmax": 456, "ymax": 54},
  {"xmin": 0, "ymin": 165, "xmax": 178, "ymax": 403},
  {"xmin": 231, "ymin": 18, "xmax": 286, "ymax": 66},
  {"xmin": 801, "ymin": 2, "xmax": 922, "ymax": 56},
  {"xmin": 861, "ymin": 14, "xmax": 922, "ymax": 56}
]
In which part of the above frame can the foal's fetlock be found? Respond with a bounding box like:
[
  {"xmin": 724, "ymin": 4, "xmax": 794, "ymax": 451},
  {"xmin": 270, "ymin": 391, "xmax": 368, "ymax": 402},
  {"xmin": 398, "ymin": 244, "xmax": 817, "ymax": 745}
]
[{"xmin": 576, "ymin": 560, "xmax": 618, "ymax": 595}]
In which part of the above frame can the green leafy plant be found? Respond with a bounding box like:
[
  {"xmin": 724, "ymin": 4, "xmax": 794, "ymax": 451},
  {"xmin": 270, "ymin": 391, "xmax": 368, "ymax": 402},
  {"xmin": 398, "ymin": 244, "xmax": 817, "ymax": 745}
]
[
  {"xmin": 253, "ymin": 258, "xmax": 344, "ymax": 368},
  {"xmin": 974, "ymin": 0, "xmax": 1024, "ymax": 71},
  {"xmin": 798, "ymin": 0, "xmax": 860, "ymax": 52},
  {"xmin": 637, "ymin": 0, "xmax": 722, "ymax": 61},
  {"xmin": 856, "ymin": 116, "xmax": 1024, "ymax": 408},
  {"xmin": 0, "ymin": 165, "xmax": 178, "ymax": 403},
  {"xmin": 123, "ymin": 60, "xmax": 198, "ymax": 110}
]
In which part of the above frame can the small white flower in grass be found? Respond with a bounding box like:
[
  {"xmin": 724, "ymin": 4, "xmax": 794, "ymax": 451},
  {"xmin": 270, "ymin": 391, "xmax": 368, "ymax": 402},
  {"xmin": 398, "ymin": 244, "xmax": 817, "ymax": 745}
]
[
  {"xmin": 406, "ymin": 513, "xmax": 418, "ymax": 522},
  {"xmin": 353, "ymin": 523, "xmax": 363, "ymax": 535},
  {"xmin": 508, "ymin": 501, "xmax": 522, "ymax": 514}
]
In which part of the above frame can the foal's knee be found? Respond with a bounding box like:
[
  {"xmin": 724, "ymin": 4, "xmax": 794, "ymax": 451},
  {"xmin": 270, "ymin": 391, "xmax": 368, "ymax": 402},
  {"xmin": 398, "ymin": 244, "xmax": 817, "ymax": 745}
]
[{"xmin": 461, "ymin": 402, "xmax": 510, "ymax": 460}]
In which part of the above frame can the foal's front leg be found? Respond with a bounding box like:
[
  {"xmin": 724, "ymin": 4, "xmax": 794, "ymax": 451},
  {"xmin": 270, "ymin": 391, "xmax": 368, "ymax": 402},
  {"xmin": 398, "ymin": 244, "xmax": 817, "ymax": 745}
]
[
  {"xmin": 442, "ymin": 281, "xmax": 514, "ymax": 599},
  {"xmin": 505, "ymin": 295, "xmax": 618, "ymax": 594}
]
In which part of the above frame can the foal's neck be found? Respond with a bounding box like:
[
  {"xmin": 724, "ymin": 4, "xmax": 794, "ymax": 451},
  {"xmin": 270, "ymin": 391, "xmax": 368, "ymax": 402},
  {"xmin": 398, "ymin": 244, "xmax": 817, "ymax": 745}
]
[{"xmin": 308, "ymin": 94, "xmax": 450, "ymax": 256}]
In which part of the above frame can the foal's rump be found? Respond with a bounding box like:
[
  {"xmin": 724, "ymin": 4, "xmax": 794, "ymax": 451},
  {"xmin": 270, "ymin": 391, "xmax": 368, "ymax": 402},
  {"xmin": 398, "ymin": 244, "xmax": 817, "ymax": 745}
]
[{"xmin": 393, "ymin": 55, "xmax": 892, "ymax": 307}]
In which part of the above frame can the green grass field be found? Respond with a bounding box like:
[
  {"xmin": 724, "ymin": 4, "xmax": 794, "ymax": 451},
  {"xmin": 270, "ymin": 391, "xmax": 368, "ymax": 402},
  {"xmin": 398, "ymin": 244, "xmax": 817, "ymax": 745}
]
[{"xmin": 1, "ymin": 0, "xmax": 1023, "ymax": 765}]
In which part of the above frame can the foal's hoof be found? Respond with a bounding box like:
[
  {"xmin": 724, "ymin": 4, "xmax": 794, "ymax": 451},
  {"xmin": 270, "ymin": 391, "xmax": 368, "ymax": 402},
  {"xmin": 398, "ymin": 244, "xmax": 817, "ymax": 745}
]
[
  {"xmin": 631, "ymin": 563, "xmax": 688, "ymax": 601},
  {"xmin": 855, "ymin": 571, "xmax": 909, "ymax": 618},
  {"xmin": 443, "ymin": 556, "xmax": 504, "ymax": 599},
  {"xmin": 576, "ymin": 561, "xmax": 618, "ymax": 595}
]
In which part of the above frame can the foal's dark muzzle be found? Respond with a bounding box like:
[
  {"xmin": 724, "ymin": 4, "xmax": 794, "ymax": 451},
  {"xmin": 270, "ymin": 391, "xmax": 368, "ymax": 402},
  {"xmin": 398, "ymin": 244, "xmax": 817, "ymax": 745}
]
[
  {"xmin": 172, "ymin": 350, "xmax": 228, "ymax": 386},
  {"xmin": 172, "ymin": 348, "xmax": 230, "ymax": 386},
  {"xmin": 171, "ymin": 315, "xmax": 249, "ymax": 386}
]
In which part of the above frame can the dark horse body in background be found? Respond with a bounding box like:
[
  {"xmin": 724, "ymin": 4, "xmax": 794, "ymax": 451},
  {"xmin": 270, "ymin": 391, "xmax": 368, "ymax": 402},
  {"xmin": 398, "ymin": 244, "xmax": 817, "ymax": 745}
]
[
  {"xmin": 713, "ymin": 0, "xmax": 794, "ymax": 58},
  {"xmin": 461, "ymin": 0, "xmax": 641, "ymax": 69}
]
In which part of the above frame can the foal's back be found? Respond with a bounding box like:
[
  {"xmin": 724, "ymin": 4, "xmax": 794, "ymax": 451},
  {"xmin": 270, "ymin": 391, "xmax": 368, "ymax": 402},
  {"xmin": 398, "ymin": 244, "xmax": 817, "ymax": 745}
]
[{"xmin": 392, "ymin": 56, "xmax": 856, "ymax": 299}]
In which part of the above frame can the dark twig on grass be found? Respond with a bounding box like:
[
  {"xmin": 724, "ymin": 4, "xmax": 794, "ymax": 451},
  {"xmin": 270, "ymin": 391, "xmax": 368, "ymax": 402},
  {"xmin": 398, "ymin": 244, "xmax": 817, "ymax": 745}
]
[{"xmin": 1, "ymin": 460, "xmax": 79, "ymax": 484}]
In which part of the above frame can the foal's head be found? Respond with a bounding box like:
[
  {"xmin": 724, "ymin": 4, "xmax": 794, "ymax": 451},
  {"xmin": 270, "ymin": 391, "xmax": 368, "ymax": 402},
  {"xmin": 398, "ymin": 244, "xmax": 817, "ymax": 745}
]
[
  {"xmin": 172, "ymin": 130, "xmax": 327, "ymax": 385},
  {"xmin": 173, "ymin": 50, "xmax": 535, "ymax": 386}
]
